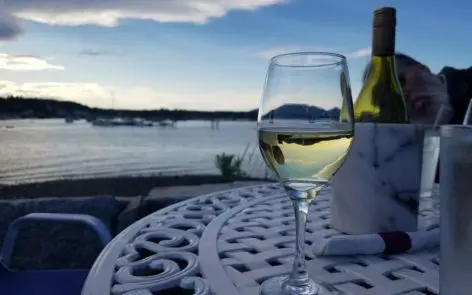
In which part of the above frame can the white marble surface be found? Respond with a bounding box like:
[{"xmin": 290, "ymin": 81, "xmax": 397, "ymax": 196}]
[{"xmin": 331, "ymin": 123, "xmax": 425, "ymax": 234}]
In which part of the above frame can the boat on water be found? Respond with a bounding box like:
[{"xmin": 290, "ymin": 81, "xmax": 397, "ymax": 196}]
[
  {"xmin": 157, "ymin": 119, "xmax": 176, "ymax": 128},
  {"xmin": 91, "ymin": 117, "xmax": 154, "ymax": 127}
]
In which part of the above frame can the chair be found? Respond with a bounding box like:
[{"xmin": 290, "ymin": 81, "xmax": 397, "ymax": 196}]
[{"xmin": 0, "ymin": 213, "xmax": 112, "ymax": 295}]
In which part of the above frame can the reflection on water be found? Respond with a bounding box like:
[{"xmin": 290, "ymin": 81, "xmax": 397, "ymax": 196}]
[{"xmin": 0, "ymin": 119, "xmax": 267, "ymax": 184}]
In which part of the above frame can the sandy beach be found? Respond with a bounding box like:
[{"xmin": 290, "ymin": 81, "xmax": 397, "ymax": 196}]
[{"xmin": 0, "ymin": 174, "xmax": 274, "ymax": 199}]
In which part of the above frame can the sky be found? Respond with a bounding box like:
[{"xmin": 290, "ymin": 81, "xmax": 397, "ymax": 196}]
[{"xmin": 0, "ymin": 0, "xmax": 471, "ymax": 111}]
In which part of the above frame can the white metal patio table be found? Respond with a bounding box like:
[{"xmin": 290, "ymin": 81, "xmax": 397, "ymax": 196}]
[{"xmin": 82, "ymin": 183, "xmax": 439, "ymax": 295}]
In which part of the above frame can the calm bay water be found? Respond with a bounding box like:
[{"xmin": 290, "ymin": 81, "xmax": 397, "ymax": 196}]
[{"xmin": 0, "ymin": 119, "xmax": 268, "ymax": 184}]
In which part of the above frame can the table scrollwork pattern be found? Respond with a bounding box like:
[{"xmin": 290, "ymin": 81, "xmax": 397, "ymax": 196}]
[
  {"xmin": 86, "ymin": 183, "xmax": 282, "ymax": 295},
  {"xmin": 82, "ymin": 184, "xmax": 440, "ymax": 295}
]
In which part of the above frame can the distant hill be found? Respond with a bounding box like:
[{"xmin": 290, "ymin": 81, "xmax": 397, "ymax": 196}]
[
  {"xmin": 260, "ymin": 103, "xmax": 340, "ymax": 120},
  {"xmin": 0, "ymin": 96, "xmax": 258, "ymax": 121},
  {"xmin": 0, "ymin": 97, "xmax": 337, "ymax": 121}
]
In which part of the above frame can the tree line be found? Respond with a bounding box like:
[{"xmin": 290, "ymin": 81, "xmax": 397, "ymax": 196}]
[{"xmin": 0, "ymin": 96, "xmax": 258, "ymax": 121}]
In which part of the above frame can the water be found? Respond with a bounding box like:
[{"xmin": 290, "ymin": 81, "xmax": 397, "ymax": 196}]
[
  {"xmin": 0, "ymin": 119, "xmax": 269, "ymax": 184},
  {"xmin": 419, "ymin": 130, "xmax": 440, "ymax": 198}
]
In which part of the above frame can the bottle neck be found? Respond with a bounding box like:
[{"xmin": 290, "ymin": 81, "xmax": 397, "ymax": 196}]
[
  {"xmin": 367, "ymin": 55, "xmax": 397, "ymax": 80},
  {"xmin": 365, "ymin": 55, "xmax": 409, "ymax": 123},
  {"xmin": 372, "ymin": 25, "xmax": 395, "ymax": 57}
]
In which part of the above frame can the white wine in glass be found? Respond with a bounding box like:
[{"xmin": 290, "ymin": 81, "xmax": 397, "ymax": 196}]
[{"xmin": 258, "ymin": 52, "xmax": 355, "ymax": 295}]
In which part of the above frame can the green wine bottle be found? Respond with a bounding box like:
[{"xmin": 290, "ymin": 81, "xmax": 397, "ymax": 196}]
[{"xmin": 354, "ymin": 7, "xmax": 409, "ymax": 123}]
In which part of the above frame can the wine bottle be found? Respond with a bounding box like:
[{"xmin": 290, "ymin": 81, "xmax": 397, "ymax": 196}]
[{"xmin": 354, "ymin": 7, "xmax": 409, "ymax": 123}]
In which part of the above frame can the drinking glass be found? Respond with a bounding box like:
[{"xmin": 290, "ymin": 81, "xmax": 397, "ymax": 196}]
[
  {"xmin": 439, "ymin": 125, "xmax": 472, "ymax": 295},
  {"xmin": 257, "ymin": 52, "xmax": 355, "ymax": 295},
  {"xmin": 463, "ymin": 98, "xmax": 472, "ymax": 125},
  {"xmin": 420, "ymin": 105, "xmax": 451, "ymax": 199},
  {"xmin": 419, "ymin": 104, "xmax": 452, "ymax": 228}
]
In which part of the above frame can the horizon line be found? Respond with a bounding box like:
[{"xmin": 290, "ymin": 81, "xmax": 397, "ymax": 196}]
[{"xmin": 0, "ymin": 95, "xmax": 259, "ymax": 113}]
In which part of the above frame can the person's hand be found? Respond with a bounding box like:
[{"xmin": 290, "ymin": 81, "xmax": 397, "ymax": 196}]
[{"xmin": 402, "ymin": 66, "xmax": 452, "ymax": 124}]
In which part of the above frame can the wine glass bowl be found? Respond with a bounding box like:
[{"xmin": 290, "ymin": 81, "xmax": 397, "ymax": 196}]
[
  {"xmin": 257, "ymin": 52, "xmax": 354, "ymax": 295},
  {"xmin": 258, "ymin": 52, "xmax": 354, "ymax": 196}
]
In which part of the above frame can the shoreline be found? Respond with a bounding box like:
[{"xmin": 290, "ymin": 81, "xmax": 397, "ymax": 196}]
[{"xmin": 0, "ymin": 174, "xmax": 275, "ymax": 199}]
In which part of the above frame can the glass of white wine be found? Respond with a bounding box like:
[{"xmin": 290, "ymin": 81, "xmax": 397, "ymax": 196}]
[{"xmin": 258, "ymin": 52, "xmax": 355, "ymax": 295}]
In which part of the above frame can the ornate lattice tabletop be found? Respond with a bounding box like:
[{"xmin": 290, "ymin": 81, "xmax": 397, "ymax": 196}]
[{"xmin": 82, "ymin": 183, "xmax": 439, "ymax": 295}]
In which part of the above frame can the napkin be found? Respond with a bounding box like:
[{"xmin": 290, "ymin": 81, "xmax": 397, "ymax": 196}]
[{"xmin": 313, "ymin": 227, "xmax": 439, "ymax": 256}]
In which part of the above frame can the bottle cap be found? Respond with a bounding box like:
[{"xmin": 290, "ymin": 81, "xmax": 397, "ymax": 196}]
[{"xmin": 373, "ymin": 7, "xmax": 396, "ymax": 27}]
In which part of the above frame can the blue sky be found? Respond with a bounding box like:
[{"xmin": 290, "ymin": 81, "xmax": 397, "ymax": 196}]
[{"xmin": 0, "ymin": 0, "xmax": 471, "ymax": 111}]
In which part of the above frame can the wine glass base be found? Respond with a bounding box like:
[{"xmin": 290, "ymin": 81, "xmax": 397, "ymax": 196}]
[{"xmin": 260, "ymin": 275, "xmax": 335, "ymax": 295}]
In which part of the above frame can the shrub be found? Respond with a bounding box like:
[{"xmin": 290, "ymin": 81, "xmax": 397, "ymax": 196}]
[{"xmin": 214, "ymin": 153, "xmax": 246, "ymax": 181}]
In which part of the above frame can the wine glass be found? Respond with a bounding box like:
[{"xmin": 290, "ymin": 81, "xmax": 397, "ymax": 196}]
[{"xmin": 257, "ymin": 52, "xmax": 355, "ymax": 295}]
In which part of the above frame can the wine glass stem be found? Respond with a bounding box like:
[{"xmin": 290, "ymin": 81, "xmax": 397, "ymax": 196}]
[{"xmin": 287, "ymin": 198, "xmax": 312, "ymax": 287}]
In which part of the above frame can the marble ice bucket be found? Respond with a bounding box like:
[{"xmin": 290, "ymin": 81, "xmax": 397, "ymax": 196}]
[{"xmin": 330, "ymin": 123, "xmax": 425, "ymax": 234}]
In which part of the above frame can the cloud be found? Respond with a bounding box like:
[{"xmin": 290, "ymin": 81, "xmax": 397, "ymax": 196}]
[
  {"xmin": 0, "ymin": 81, "xmax": 116, "ymax": 108},
  {"xmin": 79, "ymin": 49, "xmax": 115, "ymax": 57},
  {"xmin": 256, "ymin": 46, "xmax": 371, "ymax": 60},
  {"xmin": 0, "ymin": 80, "xmax": 259, "ymax": 110},
  {"xmin": 4, "ymin": 0, "xmax": 287, "ymax": 26},
  {"xmin": 0, "ymin": 81, "xmax": 110, "ymax": 102},
  {"xmin": 345, "ymin": 47, "xmax": 371, "ymax": 59},
  {"xmin": 0, "ymin": 10, "xmax": 24, "ymax": 41},
  {"xmin": 0, "ymin": 53, "xmax": 65, "ymax": 71}
]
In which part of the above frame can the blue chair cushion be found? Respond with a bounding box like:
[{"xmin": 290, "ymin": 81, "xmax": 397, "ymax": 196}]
[{"xmin": 0, "ymin": 263, "xmax": 89, "ymax": 295}]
